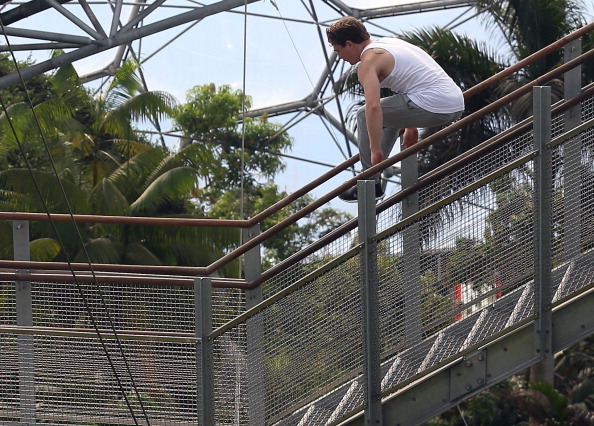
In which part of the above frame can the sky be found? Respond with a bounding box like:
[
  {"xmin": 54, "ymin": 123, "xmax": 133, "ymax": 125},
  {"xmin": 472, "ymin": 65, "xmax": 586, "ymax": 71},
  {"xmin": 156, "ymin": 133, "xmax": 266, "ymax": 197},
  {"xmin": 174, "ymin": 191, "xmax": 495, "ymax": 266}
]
[
  {"xmin": 7, "ymin": 0, "xmax": 594, "ymax": 216},
  {"xmin": 125, "ymin": 0, "xmax": 497, "ymax": 216}
]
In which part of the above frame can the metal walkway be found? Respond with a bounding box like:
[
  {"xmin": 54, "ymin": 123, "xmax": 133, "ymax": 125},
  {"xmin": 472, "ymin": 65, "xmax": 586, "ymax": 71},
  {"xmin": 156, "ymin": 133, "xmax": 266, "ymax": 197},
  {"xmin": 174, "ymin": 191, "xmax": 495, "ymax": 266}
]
[
  {"xmin": 276, "ymin": 249, "xmax": 594, "ymax": 426},
  {"xmin": 1, "ymin": 27, "xmax": 594, "ymax": 426}
]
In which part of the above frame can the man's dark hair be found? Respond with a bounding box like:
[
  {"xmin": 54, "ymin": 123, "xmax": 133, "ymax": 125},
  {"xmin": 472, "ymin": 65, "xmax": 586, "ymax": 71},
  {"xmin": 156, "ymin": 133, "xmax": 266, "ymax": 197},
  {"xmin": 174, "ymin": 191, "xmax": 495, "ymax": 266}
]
[{"xmin": 326, "ymin": 17, "xmax": 370, "ymax": 46}]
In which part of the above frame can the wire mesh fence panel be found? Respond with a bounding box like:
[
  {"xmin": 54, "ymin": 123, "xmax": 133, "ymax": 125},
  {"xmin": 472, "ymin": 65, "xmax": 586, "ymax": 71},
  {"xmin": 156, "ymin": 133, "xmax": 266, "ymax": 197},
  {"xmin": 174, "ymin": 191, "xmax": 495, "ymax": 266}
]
[
  {"xmin": 0, "ymin": 334, "xmax": 21, "ymax": 421},
  {"xmin": 551, "ymin": 110, "xmax": 594, "ymax": 301},
  {"xmin": 0, "ymin": 277, "xmax": 249, "ymax": 424},
  {"xmin": 261, "ymin": 229, "xmax": 358, "ymax": 300},
  {"xmin": 0, "ymin": 334, "xmax": 198, "ymax": 424},
  {"xmin": 375, "ymin": 130, "xmax": 539, "ymax": 391},
  {"xmin": 377, "ymin": 200, "xmax": 402, "ymax": 233},
  {"xmin": 26, "ymin": 280, "xmax": 243, "ymax": 333},
  {"xmin": 0, "ymin": 281, "xmax": 16, "ymax": 325},
  {"xmin": 214, "ymin": 256, "xmax": 365, "ymax": 425},
  {"xmin": 212, "ymin": 287, "xmax": 246, "ymax": 330},
  {"xmin": 418, "ymin": 131, "xmax": 535, "ymax": 213},
  {"xmin": 30, "ymin": 281, "xmax": 197, "ymax": 333},
  {"xmin": 212, "ymin": 322, "xmax": 248, "ymax": 425}
]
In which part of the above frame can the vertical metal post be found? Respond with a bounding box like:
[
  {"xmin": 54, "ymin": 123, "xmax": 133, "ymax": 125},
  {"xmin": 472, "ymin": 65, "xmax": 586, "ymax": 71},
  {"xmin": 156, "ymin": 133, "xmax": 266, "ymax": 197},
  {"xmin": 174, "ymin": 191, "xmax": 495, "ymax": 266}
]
[
  {"xmin": 532, "ymin": 86, "xmax": 554, "ymax": 384},
  {"xmin": 402, "ymin": 155, "xmax": 422, "ymax": 345},
  {"xmin": 195, "ymin": 276, "xmax": 214, "ymax": 425},
  {"xmin": 563, "ymin": 39, "xmax": 582, "ymax": 260},
  {"xmin": 357, "ymin": 180, "xmax": 382, "ymax": 425},
  {"xmin": 242, "ymin": 225, "xmax": 265, "ymax": 426},
  {"xmin": 13, "ymin": 220, "xmax": 36, "ymax": 424}
]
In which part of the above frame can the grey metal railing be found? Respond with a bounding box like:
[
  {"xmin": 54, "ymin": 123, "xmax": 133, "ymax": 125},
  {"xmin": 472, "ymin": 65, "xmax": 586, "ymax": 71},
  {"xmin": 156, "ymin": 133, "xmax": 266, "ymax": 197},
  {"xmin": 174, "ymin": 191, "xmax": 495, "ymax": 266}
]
[{"xmin": 1, "ymin": 26, "xmax": 594, "ymax": 426}]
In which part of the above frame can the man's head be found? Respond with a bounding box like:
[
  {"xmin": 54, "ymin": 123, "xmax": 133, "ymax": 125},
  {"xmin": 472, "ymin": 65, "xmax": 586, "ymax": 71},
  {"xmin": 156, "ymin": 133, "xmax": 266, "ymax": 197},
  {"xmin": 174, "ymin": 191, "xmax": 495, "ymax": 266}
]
[
  {"xmin": 326, "ymin": 17, "xmax": 370, "ymax": 65},
  {"xmin": 326, "ymin": 17, "xmax": 370, "ymax": 47}
]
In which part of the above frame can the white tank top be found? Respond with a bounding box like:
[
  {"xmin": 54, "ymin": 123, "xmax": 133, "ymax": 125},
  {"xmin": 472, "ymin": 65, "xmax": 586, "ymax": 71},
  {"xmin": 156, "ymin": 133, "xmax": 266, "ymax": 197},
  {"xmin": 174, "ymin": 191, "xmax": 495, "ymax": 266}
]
[{"xmin": 361, "ymin": 38, "xmax": 464, "ymax": 114}]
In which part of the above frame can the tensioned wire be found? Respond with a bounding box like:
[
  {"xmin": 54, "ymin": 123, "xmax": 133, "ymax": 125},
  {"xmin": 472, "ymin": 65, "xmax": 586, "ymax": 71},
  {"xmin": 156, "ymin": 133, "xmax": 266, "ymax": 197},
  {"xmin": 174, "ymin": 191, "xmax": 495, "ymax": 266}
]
[
  {"xmin": 0, "ymin": 18, "xmax": 150, "ymax": 426},
  {"xmin": 239, "ymin": 0, "xmax": 248, "ymax": 277}
]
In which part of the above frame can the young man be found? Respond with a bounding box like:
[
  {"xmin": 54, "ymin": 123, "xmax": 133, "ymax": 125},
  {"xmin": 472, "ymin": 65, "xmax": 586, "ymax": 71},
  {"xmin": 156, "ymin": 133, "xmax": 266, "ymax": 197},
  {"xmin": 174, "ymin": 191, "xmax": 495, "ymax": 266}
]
[{"xmin": 326, "ymin": 17, "xmax": 464, "ymax": 202}]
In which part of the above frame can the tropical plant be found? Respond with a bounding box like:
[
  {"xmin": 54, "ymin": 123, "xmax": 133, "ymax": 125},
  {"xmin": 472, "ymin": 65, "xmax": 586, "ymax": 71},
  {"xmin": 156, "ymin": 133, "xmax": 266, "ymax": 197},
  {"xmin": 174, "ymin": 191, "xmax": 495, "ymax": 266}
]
[
  {"xmin": 335, "ymin": 0, "xmax": 592, "ymax": 176},
  {"xmin": 502, "ymin": 380, "xmax": 594, "ymax": 425},
  {"xmin": 0, "ymin": 60, "xmax": 240, "ymax": 271},
  {"xmin": 174, "ymin": 83, "xmax": 352, "ymax": 265}
]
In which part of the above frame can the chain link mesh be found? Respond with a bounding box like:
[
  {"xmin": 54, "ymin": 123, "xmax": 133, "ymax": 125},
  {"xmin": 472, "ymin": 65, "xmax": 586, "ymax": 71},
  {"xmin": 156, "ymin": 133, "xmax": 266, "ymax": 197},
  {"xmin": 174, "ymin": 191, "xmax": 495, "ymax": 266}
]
[
  {"xmin": 214, "ymin": 256, "xmax": 364, "ymax": 424},
  {"xmin": 0, "ymin": 279, "xmax": 244, "ymax": 424},
  {"xmin": 1, "ymin": 88, "xmax": 594, "ymax": 425}
]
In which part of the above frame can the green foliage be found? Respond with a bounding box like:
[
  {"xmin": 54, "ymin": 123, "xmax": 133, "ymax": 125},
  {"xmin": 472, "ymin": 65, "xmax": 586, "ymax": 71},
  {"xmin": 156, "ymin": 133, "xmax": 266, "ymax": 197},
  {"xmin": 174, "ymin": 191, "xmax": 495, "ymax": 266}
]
[
  {"xmin": 0, "ymin": 61, "xmax": 237, "ymax": 270},
  {"xmin": 30, "ymin": 237, "xmax": 62, "ymax": 261},
  {"xmin": 173, "ymin": 83, "xmax": 293, "ymax": 203},
  {"xmin": 427, "ymin": 380, "xmax": 526, "ymax": 425},
  {"xmin": 175, "ymin": 83, "xmax": 246, "ymax": 140},
  {"xmin": 173, "ymin": 83, "xmax": 352, "ymax": 267},
  {"xmin": 0, "ymin": 54, "xmax": 55, "ymax": 107},
  {"xmin": 210, "ymin": 183, "xmax": 351, "ymax": 267},
  {"xmin": 0, "ymin": 68, "xmax": 350, "ymax": 278}
]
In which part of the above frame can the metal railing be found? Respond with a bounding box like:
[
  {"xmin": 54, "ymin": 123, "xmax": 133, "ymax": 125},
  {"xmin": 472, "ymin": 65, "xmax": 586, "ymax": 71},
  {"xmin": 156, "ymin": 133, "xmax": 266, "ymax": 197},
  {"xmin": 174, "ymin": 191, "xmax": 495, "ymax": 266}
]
[{"xmin": 1, "ymin": 22, "xmax": 594, "ymax": 425}]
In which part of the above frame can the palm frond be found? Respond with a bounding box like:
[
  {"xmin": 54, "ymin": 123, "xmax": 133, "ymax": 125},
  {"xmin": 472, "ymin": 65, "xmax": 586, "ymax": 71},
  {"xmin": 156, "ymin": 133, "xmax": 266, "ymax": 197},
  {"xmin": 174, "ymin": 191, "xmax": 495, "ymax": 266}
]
[
  {"xmin": 134, "ymin": 224, "xmax": 239, "ymax": 269},
  {"xmin": 50, "ymin": 52, "xmax": 82, "ymax": 96},
  {"xmin": 108, "ymin": 147, "xmax": 167, "ymax": 198},
  {"xmin": 121, "ymin": 91, "xmax": 178, "ymax": 122},
  {"xmin": 110, "ymin": 138, "xmax": 154, "ymax": 158},
  {"xmin": 91, "ymin": 178, "xmax": 131, "ymax": 216},
  {"xmin": 74, "ymin": 237, "xmax": 123, "ymax": 264},
  {"xmin": 139, "ymin": 143, "xmax": 215, "ymax": 194},
  {"xmin": 0, "ymin": 169, "xmax": 88, "ymax": 213},
  {"xmin": 123, "ymin": 242, "xmax": 163, "ymax": 265},
  {"xmin": 30, "ymin": 237, "xmax": 62, "ymax": 261},
  {"xmin": 0, "ymin": 103, "xmax": 32, "ymax": 147},
  {"xmin": 130, "ymin": 166, "xmax": 199, "ymax": 215},
  {"xmin": 105, "ymin": 59, "xmax": 143, "ymax": 103},
  {"xmin": 175, "ymin": 142, "xmax": 216, "ymax": 174}
]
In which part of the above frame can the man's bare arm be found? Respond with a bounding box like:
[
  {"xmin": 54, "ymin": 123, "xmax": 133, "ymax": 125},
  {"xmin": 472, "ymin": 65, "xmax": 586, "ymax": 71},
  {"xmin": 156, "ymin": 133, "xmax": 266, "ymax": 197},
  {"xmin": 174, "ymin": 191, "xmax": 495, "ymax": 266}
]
[{"xmin": 358, "ymin": 52, "xmax": 385, "ymax": 166}]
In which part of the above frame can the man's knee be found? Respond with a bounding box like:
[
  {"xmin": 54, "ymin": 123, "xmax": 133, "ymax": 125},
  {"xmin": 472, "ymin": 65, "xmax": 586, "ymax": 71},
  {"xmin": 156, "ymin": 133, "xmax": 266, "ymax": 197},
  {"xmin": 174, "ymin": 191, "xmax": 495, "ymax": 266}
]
[{"xmin": 356, "ymin": 105, "xmax": 366, "ymax": 120}]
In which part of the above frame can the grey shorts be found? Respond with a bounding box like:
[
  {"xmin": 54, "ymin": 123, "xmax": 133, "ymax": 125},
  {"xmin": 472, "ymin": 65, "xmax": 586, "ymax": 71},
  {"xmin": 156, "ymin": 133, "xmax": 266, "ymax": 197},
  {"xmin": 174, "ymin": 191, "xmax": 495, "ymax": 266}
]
[
  {"xmin": 356, "ymin": 93, "xmax": 463, "ymax": 170},
  {"xmin": 377, "ymin": 93, "xmax": 462, "ymax": 128}
]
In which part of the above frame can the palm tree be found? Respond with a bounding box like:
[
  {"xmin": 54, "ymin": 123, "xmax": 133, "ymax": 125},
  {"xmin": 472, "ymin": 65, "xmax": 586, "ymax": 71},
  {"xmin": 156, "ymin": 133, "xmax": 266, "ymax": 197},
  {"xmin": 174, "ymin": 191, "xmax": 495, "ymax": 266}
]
[
  {"xmin": 398, "ymin": 27, "xmax": 507, "ymax": 176},
  {"xmin": 0, "ymin": 60, "xmax": 238, "ymax": 272},
  {"xmin": 337, "ymin": 0, "xmax": 592, "ymax": 175},
  {"xmin": 473, "ymin": 0, "xmax": 591, "ymax": 119}
]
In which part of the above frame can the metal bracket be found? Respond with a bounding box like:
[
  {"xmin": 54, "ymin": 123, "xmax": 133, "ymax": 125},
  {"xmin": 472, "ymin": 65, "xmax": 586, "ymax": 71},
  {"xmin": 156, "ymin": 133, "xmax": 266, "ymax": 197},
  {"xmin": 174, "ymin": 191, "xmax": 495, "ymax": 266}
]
[{"xmin": 450, "ymin": 350, "xmax": 487, "ymax": 400}]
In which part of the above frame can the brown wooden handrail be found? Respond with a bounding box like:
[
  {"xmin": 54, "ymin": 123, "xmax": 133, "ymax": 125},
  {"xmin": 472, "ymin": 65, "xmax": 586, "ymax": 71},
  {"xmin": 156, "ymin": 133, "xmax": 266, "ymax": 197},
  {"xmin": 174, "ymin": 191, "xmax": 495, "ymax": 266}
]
[
  {"xmin": 1, "ymin": 22, "xmax": 592, "ymax": 286},
  {"xmin": 0, "ymin": 269, "xmax": 248, "ymax": 289},
  {"xmin": 0, "ymin": 211, "xmax": 249, "ymax": 227}
]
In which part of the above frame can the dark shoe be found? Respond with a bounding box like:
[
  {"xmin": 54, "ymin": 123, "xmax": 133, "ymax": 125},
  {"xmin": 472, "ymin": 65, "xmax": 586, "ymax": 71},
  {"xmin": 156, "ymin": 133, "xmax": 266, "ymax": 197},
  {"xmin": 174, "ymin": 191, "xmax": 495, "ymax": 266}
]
[{"xmin": 338, "ymin": 182, "xmax": 384, "ymax": 203}]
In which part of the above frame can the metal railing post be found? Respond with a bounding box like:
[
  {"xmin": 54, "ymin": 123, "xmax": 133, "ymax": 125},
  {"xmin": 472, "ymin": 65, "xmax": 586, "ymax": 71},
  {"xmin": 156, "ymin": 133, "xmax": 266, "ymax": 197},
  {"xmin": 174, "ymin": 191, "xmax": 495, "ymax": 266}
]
[
  {"xmin": 532, "ymin": 86, "xmax": 554, "ymax": 384},
  {"xmin": 402, "ymin": 154, "xmax": 422, "ymax": 345},
  {"xmin": 357, "ymin": 180, "xmax": 382, "ymax": 425},
  {"xmin": 242, "ymin": 225, "xmax": 265, "ymax": 425},
  {"xmin": 563, "ymin": 39, "xmax": 582, "ymax": 260},
  {"xmin": 13, "ymin": 220, "xmax": 36, "ymax": 424},
  {"xmin": 195, "ymin": 276, "xmax": 214, "ymax": 424}
]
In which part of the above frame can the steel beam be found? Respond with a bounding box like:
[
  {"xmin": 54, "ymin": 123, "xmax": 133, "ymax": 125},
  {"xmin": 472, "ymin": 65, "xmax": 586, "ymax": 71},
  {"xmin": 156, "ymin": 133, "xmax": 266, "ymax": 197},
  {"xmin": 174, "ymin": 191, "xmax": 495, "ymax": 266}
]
[{"xmin": 0, "ymin": 0, "xmax": 263, "ymax": 89}]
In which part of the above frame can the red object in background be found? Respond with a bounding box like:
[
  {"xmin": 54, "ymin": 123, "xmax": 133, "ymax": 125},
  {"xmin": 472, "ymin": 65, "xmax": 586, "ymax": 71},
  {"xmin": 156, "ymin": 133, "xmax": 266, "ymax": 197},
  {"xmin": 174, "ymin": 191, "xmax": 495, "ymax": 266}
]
[
  {"xmin": 455, "ymin": 283, "xmax": 462, "ymax": 320},
  {"xmin": 496, "ymin": 280, "xmax": 503, "ymax": 298}
]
